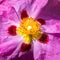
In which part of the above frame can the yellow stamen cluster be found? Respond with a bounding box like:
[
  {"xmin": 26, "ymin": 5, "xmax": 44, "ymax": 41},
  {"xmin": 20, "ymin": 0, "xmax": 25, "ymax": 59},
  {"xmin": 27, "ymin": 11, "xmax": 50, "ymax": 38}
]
[{"xmin": 16, "ymin": 17, "xmax": 42, "ymax": 44}]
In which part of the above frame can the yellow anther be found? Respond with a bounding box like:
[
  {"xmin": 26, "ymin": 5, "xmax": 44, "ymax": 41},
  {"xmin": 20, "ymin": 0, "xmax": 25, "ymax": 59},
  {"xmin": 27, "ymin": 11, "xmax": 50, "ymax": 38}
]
[{"xmin": 16, "ymin": 17, "xmax": 42, "ymax": 44}]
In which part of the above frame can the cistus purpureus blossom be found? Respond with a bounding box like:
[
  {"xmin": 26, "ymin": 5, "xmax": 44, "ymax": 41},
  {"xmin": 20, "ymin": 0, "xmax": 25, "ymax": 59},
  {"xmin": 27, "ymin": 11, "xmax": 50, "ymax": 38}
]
[{"xmin": 0, "ymin": 0, "xmax": 60, "ymax": 60}]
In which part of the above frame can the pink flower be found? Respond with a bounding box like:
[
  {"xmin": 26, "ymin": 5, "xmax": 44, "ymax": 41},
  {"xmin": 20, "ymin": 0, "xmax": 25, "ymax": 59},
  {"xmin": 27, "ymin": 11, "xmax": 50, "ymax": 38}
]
[{"xmin": 0, "ymin": 0, "xmax": 60, "ymax": 60}]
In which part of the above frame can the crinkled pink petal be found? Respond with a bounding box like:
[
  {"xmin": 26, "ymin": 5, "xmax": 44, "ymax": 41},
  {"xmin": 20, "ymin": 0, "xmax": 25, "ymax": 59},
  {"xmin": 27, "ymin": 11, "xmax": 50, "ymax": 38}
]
[
  {"xmin": 0, "ymin": 17, "xmax": 13, "ymax": 43},
  {"xmin": 37, "ymin": 0, "xmax": 60, "ymax": 20},
  {"xmin": 41, "ymin": 19, "xmax": 60, "ymax": 33},
  {"xmin": 17, "ymin": 0, "xmax": 32, "ymax": 20},
  {"xmin": 7, "ymin": 39, "xmax": 23, "ymax": 60},
  {"xmin": 0, "ymin": 36, "xmax": 22, "ymax": 55},
  {"xmin": 29, "ymin": 0, "xmax": 48, "ymax": 18},
  {"xmin": 33, "ymin": 40, "xmax": 41, "ymax": 60},
  {"xmin": 0, "ymin": 36, "xmax": 23, "ymax": 60},
  {"xmin": 44, "ymin": 35, "xmax": 60, "ymax": 60},
  {"xmin": 33, "ymin": 34, "xmax": 60, "ymax": 60},
  {"xmin": 7, "ymin": 7, "xmax": 20, "ymax": 23},
  {"xmin": 7, "ymin": 0, "xmax": 32, "ymax": 12},
  {"xmin": 0, "ymin": 4, "xmax": 20, "ymax": 43},
  {"xmin": 33, "ymin": 40, "xmax": 48, "ymax": 60},
  {"xmin": 0, "ymin": 2, "xmax": 23, "ymax": 60},
  {"xmin": 0, "ymin": 1, "xmax": 19, "ymax": 22},
  {"xmin": 0, "ymin": 13, "xmax": 19, "ymax": 44},
  {"xmin": 0, "ymin": 1, "xmax": 12, "ymax": 15}
]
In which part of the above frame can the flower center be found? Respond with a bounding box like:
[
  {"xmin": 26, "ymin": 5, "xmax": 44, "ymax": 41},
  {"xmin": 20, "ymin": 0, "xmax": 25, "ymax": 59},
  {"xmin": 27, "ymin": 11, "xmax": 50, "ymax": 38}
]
[
  {"xmin": 16, "ymin": 17, "xmax": 42, "ymax": 44},
  {"xmin": 27, "ymin": 25, "xmax": 32, "ymax": 30}
]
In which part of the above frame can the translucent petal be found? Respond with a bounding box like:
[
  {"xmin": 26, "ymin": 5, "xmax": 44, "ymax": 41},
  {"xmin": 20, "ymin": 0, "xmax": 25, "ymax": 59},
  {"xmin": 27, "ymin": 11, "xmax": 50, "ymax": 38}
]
[
  {"xmin": 33, "ymin": 40, "xmax": 47, "ymax": 60},
  {"xmin": 7, "ymin": 7, "xmax": 20, "ymax": 23},
  {"xmin": 8, "ymin": 0, "xmax": 32, "ymax": 12},
  {"xmin": 29, "ymin": 0, "xmax": 48, "ymax": 18},
  {"xmin": 41, "ymin": 19, "xmax": 60, "ymax": 33},
  {"xmin": 0, "ymin": 2, "xmax": 19, "ymax": 23},
  {"xmin": 44, "ymin": 34, "xmax": 60, "ymax": 60},
  {"xmin": 33, "ymin": 34, "xmax": 60, "ymax": 60},
  {"xmin": 0, "ymin": 6, "xmax": 20, "ymax": 43},
  {"xmin": 7, "ymin": 39, "xmax": 23, "ymax": 60},
  {"xmin": 0, "ymin": 4, "xmax": 22, "ymax": 59},
  {"xmin": 0, "ymin": 36, "xmax": 22, "ymax": 55}
]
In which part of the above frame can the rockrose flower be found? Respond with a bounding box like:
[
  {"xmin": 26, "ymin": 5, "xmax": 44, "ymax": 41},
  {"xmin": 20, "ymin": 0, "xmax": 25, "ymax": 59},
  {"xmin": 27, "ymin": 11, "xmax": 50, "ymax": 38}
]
[{"xmin": 0, "ymin": 0, "xmax": 60, "ymax": 60}]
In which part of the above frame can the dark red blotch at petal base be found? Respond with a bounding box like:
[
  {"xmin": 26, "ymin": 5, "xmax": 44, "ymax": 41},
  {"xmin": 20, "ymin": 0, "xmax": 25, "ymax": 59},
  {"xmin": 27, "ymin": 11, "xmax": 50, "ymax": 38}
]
[
  {"xmin": 8, "ymin": 25, "xmax": 17, "ymax": 36},
  {"xmin": 39, "ymin": 33, "xmax": 49, "ymax": 44},
  {"xmin": 21, "ymin": 10, "xmax": 29, "ymax": 19},
  {"xmin": 20, "ymin": 43, "xmax": 31, "ymax": 52},
  {"xmin": 37, "ymin": 18, "xmax": 46, "ymax": 25}
]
